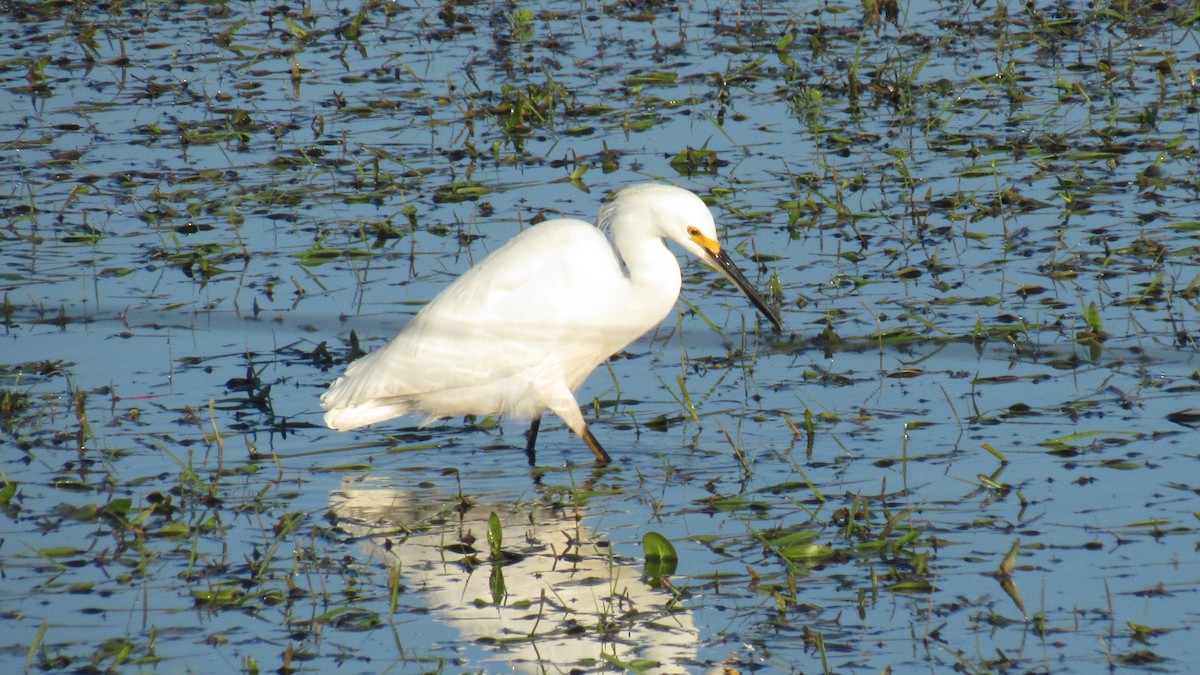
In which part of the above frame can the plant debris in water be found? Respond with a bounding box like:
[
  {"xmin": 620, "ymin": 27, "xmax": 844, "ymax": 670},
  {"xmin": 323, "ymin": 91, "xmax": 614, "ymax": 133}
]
[{"xmin": 2, "ymin": 0, "xmax": 1198, "ymax": 672}]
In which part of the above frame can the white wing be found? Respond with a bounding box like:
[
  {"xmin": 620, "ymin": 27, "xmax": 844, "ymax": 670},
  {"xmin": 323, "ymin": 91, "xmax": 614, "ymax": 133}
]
[{"xmin": 321, "ymin": 219, "xmax": 661, "ymax": 430}]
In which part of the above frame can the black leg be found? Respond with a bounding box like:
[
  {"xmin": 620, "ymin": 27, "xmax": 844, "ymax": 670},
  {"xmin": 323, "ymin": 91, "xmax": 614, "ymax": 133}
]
[
  {"xmin": 525, "ymin": 415, "xmax": 541, "ymax": 466},
  {"xmin": 580, "ymin": 425, "xmax": 611, "ymax": 464}
]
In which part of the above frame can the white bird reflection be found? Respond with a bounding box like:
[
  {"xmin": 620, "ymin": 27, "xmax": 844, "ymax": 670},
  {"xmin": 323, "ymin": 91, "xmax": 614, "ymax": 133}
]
[{"xmin": 329, "ymin": 477, "xmax": 699, "ymax": 672}]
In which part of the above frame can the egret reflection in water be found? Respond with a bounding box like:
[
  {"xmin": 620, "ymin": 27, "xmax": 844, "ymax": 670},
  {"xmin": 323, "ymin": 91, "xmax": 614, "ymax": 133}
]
[{"xmin": 330, "ymin": 478, "xmax": 700, "ymax": 672}]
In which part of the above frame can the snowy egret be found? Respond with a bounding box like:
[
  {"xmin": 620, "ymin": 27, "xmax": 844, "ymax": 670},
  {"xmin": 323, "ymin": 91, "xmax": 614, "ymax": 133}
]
[{"xmin": 321, "ymin": 183, "xmax": 782, "ymax": 464}]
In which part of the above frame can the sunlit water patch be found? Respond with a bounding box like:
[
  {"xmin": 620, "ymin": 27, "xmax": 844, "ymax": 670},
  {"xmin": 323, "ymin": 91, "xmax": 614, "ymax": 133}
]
[{"xmin": 3, "ymin": 0, "xmax": 1198, "ymax": 672}]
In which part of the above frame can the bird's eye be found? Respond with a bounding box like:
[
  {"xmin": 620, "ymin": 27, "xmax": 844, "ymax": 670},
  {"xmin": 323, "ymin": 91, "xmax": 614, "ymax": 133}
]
[{"xmin": 687, "ymin": 226, "xmax": 700, "ymax": 237}]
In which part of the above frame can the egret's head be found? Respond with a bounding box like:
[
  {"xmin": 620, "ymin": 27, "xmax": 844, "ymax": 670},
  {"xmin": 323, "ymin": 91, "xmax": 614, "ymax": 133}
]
[
  {"xmin": 599, "ymin": 183, "xmax": 718, "ymax": 256},
  {"xmin": 599, "ymin": 183, "xmax": 783, "ymax": 331}
]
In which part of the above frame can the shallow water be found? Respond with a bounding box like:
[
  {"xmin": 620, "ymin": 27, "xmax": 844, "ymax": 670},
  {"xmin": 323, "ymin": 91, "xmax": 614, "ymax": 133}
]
[{"xmin": 2, "ymin": 1, "xmax": 1198, "ymax": 672}]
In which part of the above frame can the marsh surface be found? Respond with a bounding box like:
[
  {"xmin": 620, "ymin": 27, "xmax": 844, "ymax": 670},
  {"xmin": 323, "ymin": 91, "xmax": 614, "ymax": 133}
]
[{"xmin": 2, "ymin": 1, "xmax": 1198, "ymax": 672}]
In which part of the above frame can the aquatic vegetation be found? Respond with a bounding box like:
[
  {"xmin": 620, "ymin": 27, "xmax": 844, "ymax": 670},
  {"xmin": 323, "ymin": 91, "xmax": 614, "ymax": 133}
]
[{"xmin": 1, "ymin": 0, "xmax": 1198, "ymax": 672}]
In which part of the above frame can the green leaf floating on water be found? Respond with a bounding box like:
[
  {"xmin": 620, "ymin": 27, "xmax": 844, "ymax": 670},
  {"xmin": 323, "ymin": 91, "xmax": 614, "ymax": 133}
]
[
  {"xmin": 0, "ymin": 479, "xmax": 16, "ymax": 505},
  {"xmin": 487, "ymin": 511, "xmax": 503, "ymax": 559},
  {"xmin": 782, "ymin": 542, "xmax": 836, "ymax": 562},
  {"xmin": 642, "ymin": 531, "xmax": 679, "ymax": 580},
  {"xmin": 642, "ymin": 531, "xmax": 677, "ymax": 561}
]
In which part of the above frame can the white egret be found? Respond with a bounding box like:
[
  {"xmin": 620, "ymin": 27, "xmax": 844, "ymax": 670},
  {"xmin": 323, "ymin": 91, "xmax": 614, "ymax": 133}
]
[{"xmin": 321, "ymin": 183, "xmax": 782, "ymax": 464}]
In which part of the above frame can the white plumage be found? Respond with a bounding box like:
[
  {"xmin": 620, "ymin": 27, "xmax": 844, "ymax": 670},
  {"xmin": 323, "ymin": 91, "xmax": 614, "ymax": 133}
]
[{"xmin": 321, "ymin": 183, "xmax": 782, "ymax": 463}]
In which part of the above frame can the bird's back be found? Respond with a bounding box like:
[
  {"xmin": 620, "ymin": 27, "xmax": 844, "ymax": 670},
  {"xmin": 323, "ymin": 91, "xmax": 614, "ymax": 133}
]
[{"xmin": 321, "ymin": 218, "xmax": 670, "ymax": 430}]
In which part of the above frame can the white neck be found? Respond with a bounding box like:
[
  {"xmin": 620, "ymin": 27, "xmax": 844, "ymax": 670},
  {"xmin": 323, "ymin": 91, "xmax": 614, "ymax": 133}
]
[{"xmin": 609, "ymin": 214, "xmax": 683, "ymax": 322}]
